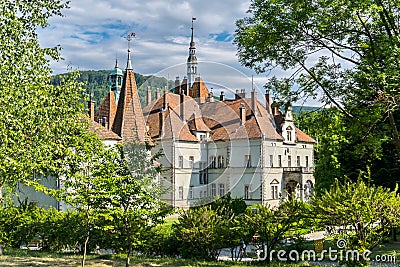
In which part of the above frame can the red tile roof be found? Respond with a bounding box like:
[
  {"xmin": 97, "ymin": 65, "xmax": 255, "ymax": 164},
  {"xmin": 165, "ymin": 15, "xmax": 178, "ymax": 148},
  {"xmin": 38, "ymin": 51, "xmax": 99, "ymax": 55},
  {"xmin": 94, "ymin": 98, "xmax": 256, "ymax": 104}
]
[
  {"xmin": 296, "ymin": 128, "xmax": 316, "ymax": 143},
  {"xmin": 112, "ymin": 70, "xmax": 146, "ymax": 142},
  {"xmin": 89, "ymin": 120, "xmax": 122, "ymax": 140},
  {"xmin": 187, "ymin": 112, "xmax": 211, "ymax": 132},
  {"xmin": 95, "ymin": 91, "xmax": 117, "ymax": 130}
]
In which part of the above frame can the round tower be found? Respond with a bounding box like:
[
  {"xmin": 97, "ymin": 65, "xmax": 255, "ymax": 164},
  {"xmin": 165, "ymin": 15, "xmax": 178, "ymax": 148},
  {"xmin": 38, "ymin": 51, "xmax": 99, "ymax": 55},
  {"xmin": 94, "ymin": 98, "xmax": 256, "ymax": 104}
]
[{"xmin": 108, "ymin": 58, "xmax": 123, "ymax": 102}]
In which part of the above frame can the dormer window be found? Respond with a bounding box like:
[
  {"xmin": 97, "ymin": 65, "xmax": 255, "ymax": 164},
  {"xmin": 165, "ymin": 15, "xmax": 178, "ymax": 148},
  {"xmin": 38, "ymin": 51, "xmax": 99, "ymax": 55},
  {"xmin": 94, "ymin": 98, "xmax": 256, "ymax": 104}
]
[{"xmin": 286, "ymin": 126, "xmax": 293, "ymax": 142}]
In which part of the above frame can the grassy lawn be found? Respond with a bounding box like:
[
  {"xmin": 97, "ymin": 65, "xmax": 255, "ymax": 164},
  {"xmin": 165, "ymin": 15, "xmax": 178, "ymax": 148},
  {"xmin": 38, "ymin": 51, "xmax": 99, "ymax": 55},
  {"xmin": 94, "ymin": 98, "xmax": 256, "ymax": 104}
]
[
  {"xmin": 0, "ymin": 248, "xmax": 320, "ymax": 267},
  {"xmin": 1, "ymin": 240, "xmax": 398, "ymax": 267}
]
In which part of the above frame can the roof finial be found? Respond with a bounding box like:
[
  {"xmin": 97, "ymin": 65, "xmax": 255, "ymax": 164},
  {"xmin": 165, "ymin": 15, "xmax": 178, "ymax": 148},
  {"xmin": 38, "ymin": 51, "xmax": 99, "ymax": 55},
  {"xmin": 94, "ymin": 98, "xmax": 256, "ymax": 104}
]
[
  {"xmin": 190, "ymin": 17, "xmax": 196, "ymax": 48},
  {"xmin": 125, "ymin": 32, "xmax": 136, "ymax": 70},
  {"xmin": 115, "ymin": 53, "xmax": 119, "ymax": 68}
]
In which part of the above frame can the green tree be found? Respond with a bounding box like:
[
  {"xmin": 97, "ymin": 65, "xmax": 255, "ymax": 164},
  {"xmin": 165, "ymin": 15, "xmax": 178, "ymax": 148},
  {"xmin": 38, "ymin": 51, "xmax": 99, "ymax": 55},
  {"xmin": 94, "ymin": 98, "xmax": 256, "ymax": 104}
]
[
  {"xmin": 313, "ymin": 178, "xmax": 400, "ymax": 265},
  {"xmin": 92, "ymin": 142, "xmax": 169, "ymax": 267},
  {"xmin": 297, "ymin": 108, "xmax": 400, "ymax": 190},
  {"xmin": 0, "ymin": 0, "xmax": 100, "ymax": 199},
  {"xmin": 245, "ymin": 200, "xmax": 312, "ymax": 263},
  {"xmin": 235, "ymin": 0, "xmax": 400, "ymax": 160}
]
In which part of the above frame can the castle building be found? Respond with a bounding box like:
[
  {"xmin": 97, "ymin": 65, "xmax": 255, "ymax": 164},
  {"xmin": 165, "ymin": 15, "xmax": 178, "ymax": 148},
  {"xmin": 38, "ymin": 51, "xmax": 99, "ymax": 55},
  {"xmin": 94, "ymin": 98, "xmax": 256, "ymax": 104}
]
[
  {"xmin": 17, "ymin": 22, "xmax": 315, "ymax": 209},
  {"xmin": 91, "ymin": 22, "xmax": 316, "ymax": 208}
]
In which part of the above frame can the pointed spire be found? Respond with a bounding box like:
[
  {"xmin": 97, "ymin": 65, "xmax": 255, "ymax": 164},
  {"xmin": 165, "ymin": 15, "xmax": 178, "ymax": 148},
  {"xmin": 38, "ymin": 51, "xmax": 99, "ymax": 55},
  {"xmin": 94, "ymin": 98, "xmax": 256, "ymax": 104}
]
[
  {"xmin": 187, "ymin": 17, "xmax": 198, "ymax": 87},
  {"xmin": 125, "ymin": 32, "xmax": 136, "ymax": 70},
  {"xmin": 126, "ymin": 49, "xmax": 133, "ymax": 70},
  {"xmin": 112, "ymin": 32, "xmax": 147, "ymax": 142},
  {"xmin": 115, "ymin": 55, "xmax": 119, "ymax": 68},
  {"xmin": 190, "ymin": 17, "xmax": 196, "ymax": 49}
]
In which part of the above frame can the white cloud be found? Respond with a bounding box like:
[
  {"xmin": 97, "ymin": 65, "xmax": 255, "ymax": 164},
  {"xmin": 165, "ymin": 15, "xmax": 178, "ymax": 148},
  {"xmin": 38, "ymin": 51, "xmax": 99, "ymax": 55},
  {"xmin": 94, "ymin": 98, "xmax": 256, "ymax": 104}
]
[{"xmin": 37, "ymin": 0, "xmax": 322, "ymax": 107}]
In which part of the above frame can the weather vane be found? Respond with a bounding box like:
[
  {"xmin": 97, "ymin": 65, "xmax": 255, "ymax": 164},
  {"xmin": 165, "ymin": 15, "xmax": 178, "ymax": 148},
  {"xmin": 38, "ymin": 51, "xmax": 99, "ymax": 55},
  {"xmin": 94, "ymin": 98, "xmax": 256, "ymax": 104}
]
[
  {"xmin": 191, "ymin": 17, "xmax": 196, "ymax": 29},
  {"xmin": 125, "ymin": 32, "xmax": 136, "ymax": 51}
]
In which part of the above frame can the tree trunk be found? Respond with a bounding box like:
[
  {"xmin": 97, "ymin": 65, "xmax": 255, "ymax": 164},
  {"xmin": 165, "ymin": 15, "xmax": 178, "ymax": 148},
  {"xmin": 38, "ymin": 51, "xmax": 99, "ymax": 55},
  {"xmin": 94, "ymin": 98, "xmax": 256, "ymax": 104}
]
[
  {"xmin": 82, "ymin": 234, "xmax": 89, "ymax": 267},
  {"xmin": 125, "ymin": 220, "xmax": 131, "ymax": 267},
  {"xmin": 82, "ymin": 209, "xmax": 90, "ymax": 267},
  {"xmin": 0, "ymin": 243, "xmax": 4, "ymax": 255}
]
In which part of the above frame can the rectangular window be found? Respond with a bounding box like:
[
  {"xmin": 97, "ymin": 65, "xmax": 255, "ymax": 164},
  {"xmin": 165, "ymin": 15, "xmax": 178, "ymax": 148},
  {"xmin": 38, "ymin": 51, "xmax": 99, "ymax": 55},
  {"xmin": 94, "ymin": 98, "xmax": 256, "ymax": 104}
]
[
  {"xmin": 278, "ymin": 155, "xmax": 282, "ymax": 167},
  {"xmin": 200, "ymin": 191, "xmax": 203, "ymax": 198},
  {"xmin": 269, "ymin": 155, "xmax": 274, "ymax": 167},
  {"xmin": 209, "ymin": 156, "xmax": 216, "ymax": 168},
  {"xmin": 244, "ymin": 185, "xmax": 251, "ymax": 199},
  {"xmin": 189, "ymin": 156, "xmax": 194, "ymax": 168},
  {"xmin": 189, "ymin": 186, "xmax": 193, "ymax": 199},
  {"xmin": 178, "ymin": 156, "xmax": 183, "ymax": 168},
  {"xmin": 287, "ymin": 131, "xmax": 292, "ymax": 141},
  {"xmin": 245, "ymin": 155, "xmax": 252, "ymax": 167},
  {"xmin": 178, "ymin": 186, "xmax": 183, "ymax": 200},
  {"xmin": 271, "ymin": 185, "xmax": 279, "ymax": 199},
  {"xmin": 200, "ymin": 134, "xmax": 205, "ymax": 141},
  {"xmin": 297, "ymin": 156, "xmax": 301, "ymax": 167},
  {"xmin": 218, "ymin": 184, "xmax": 225, "ymax": 196},
  {"xmin": 218, "ymin": 156, "xmax": 224, "ymax": 168},
  {"xmin": 288, "ymin": 155, "xmax": 292, "ymax": 167},
  {"xmin": 211, "ymin": 184, "xmax": 216, "ymax": 197},
  {"xmin": 305, "ymin": 156, "xmax": 309, "ymax": 167}
]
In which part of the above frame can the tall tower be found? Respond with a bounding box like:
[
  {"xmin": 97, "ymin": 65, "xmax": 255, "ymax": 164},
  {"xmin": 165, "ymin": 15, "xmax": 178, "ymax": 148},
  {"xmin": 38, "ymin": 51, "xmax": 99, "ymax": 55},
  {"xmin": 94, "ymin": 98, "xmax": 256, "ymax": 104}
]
[
  {"xmin": 187, "ymin": 17, "xmax": 198, "ymax": 87},
  {"xmin": 112, "ymin": 33, "xmax": 147, "ymax": 142},
  {"xmin": 108, "ymin": 58, "xmax": 123, "ymax": 103}
]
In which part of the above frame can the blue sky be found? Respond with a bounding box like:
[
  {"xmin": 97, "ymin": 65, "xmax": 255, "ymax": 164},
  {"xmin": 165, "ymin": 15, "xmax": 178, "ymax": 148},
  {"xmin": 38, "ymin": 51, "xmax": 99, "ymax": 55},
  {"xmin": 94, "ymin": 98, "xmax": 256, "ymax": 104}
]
[{"xmin": 38, "ymin": 0, "xmax": 321, "ymax": 106}]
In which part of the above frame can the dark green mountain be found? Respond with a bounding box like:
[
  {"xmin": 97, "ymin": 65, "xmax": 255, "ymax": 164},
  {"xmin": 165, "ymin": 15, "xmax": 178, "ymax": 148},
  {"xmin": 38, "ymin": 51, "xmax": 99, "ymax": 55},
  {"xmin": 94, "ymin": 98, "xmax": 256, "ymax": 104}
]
[
  {"xmin": 52, "ymin": 70, "xmax": 321, "ymax": 114},
  {"xmin": 51, "ymin": 70, "xmax": 172, "ymax": 110}
]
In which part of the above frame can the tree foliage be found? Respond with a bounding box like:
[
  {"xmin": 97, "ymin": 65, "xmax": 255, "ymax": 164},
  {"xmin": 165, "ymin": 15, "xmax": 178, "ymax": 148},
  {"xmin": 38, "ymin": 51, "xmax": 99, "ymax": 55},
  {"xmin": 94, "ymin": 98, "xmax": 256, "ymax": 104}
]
[
  {"xmin": 244, "ymin": 200, "xmax": 312, "ymax": 262},
  {"xmin": 235, "ymin": 0, "xmax": 400, "ymax": 160},
  {"xmin": 313, "ymin": 178, "xmax": 400, "ymax": 256},
  {"xmin": 62, "ymin": 142, "xmax": 170, "ymax": 267},
  {"xmin": 174, "ymin": 196, "xmax": 247, "ymax": 260},
  {"xmin": 0, "ymin": 0, "xmax": 100, "ymax": 197},
  {"xmin": 297, "ymin": 108, "xmax": 400, "ymax": 190},
  {"xmin": 52, "ymin": 70, "xmax": 172, "ymax": 109}
]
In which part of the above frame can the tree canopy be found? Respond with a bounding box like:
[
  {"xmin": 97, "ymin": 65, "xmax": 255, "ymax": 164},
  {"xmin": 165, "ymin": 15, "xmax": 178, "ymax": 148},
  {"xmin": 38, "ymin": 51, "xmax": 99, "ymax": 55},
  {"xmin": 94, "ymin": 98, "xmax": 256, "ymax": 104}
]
[
  {"xmin": 0, "ymin": 0, "xmax": 101, "ymax": 194},
  {"xmin": 235, "ymin": 0, "xmax": 400, "ymax": 160}
]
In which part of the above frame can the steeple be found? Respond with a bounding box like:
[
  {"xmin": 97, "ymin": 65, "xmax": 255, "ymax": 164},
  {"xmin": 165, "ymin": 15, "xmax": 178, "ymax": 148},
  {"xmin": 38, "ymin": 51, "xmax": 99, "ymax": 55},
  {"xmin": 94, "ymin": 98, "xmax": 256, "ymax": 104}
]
[
  {"xmin": 112, "ymin": 33, "xmax": 147, "ymax": 142},
  {"xmin": 126, "ymin": 32, "xmax": 135, "ymax": 70},
  {"xmin": 187, "ymin": 17, "xmax": 198, "ymax": 87},
  {"xmin": 108, "ymin": 56, "xmax": 123, "ymax": 102}
]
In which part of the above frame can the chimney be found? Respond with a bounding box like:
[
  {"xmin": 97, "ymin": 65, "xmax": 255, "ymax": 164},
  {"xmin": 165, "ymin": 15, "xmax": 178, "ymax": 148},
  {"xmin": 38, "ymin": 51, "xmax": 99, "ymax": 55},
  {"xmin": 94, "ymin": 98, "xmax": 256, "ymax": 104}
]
[
  {"xmin": 175, "ymin": 76, "xmax": 181, "ymax": 94},
  {"xmin": 240, "ymin": 103, "xmax": 246, "ymax": 125},
  {"xmin": 272, "ymin": 102, "xmax": 279, "ymax": 116},
  {"xmin": 265, "ymin": 90, "xmax": 272, "ymax": 113},
  {"xmin": 208, "ymin": 91, "xmax": 214, "ymax": 102},
  {"xmin": 146, "ymin": 86, "xmax": 152, "ymax": 106},
  {"xmin": 159, "ymin": 109, "xmax": 164, "ymax": 137},
  {"xmin": 240, "ymin": 89, "xmax": 246, "ymax": 99},
  {"xmin": 156, "ymin": 87, "xmax": 160, "ymax": 100},
  {"xmin": 88, "ymin": 98, "xmax": 95, "ymax": 121},
  {"xmin": 220, "ymin": 91, "xmax": 225, "ymax": 101},
  {"xmin": 251, "ymin": 88, "xmax": 257, "ymax": 116},
  {"xmin": 235, "ymin": 89, "xmax": 240, "ymax": 100},
  {"xmin": 163, "ymin": 88, "xmax": 168, "ymax": 110},
  {"xmin": 182, "ymin": 76, "xmax": 188, "ymax": 95},
  {"xmin": 102, "ymin": 116, "xmax": 108, "ymax": 129},
  {"xmin": 180, "ymin": 92, "xmax": 185, "ymax": 121}
]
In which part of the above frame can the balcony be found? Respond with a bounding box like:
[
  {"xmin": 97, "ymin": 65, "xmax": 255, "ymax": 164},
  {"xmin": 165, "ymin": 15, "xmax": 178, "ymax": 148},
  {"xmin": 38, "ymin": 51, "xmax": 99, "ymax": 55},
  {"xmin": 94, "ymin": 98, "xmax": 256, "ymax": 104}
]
[{"xmin": 283, "ymin": 167, "xmax": 314, "ymax": 173}]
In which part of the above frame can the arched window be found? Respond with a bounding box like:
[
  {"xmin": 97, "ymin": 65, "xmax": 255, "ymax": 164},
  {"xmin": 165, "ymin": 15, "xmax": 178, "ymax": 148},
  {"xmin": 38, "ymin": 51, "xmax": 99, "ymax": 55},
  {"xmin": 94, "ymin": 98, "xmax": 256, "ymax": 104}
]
[
  {"xmin": 270, "ymin": 179, "xmax": 279, "ymax": 199},
  {"xmin": 286, "ymin": 126, "xmax": 293, "ymax": 142}
]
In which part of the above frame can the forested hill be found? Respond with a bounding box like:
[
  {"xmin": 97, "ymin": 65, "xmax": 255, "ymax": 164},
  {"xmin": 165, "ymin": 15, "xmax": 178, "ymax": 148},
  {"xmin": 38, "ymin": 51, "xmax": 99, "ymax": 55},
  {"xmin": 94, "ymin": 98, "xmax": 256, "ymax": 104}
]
[
  {"xmin": 51, "ymin": 70, "xmax": 172, "ymax": 110},
  {"xmin": 51, "ymin": 70, "xmax": 320, "ymax": 114}
]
